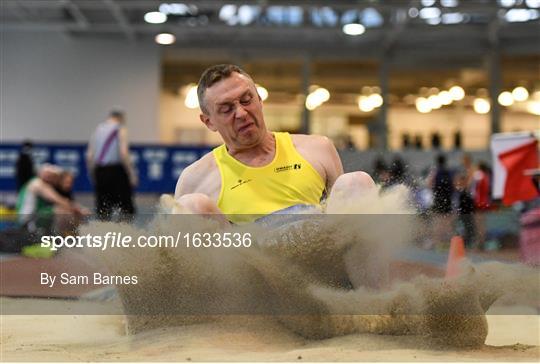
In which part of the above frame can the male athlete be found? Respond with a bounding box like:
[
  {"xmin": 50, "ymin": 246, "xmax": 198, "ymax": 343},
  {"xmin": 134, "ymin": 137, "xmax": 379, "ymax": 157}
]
[
  {"xmin": 173, "ymin": 64, "xmax": 375, "ymax": 225},
  {"xmin": 171, "ymin": 64, "xmax": 383, "ymax": 288}
]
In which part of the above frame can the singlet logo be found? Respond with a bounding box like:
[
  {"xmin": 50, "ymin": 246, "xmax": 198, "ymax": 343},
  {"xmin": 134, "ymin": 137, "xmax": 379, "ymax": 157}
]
[
  {"xmin": 274, "ymin": 163, "xmax": 302, "ymax": 173},
  {"xmin": 231, "ymin": 179, "xmax": 252, "ymax": 190}
]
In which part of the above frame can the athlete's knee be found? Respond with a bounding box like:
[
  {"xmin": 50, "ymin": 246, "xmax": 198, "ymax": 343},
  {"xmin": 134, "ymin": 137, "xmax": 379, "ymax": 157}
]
[
  {"xmin": 334, "ymin": 171, "xmax": 376, "ymax": 192},
  {"xmin": 177, "ymin": 193, "xmax": 219, "ymax": 215},
  {"xmin": 351, "ymin": 171, "xmax": 376, "ymax": 189}
]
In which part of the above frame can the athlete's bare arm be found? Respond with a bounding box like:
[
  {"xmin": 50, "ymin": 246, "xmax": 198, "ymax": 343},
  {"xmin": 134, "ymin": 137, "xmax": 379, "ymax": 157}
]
[
  {"xmin": 174, "ymin": 152, "xmax": 221, "ymax": 202},
  {"xmin": 291, "ymin": 134, "xmax": 344, "ymax": 192}
]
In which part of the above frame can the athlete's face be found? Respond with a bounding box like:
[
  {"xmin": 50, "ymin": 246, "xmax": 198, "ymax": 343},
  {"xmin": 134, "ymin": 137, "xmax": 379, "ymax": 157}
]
[{"xmin": 200, "ymin": 72, "xmax": 266, "ymax": 149}]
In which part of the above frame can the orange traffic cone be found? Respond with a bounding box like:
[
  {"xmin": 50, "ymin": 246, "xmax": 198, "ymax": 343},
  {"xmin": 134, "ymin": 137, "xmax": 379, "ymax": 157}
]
[{"xmin": 445, "ymin": 236, "xmax": 466, "ymax": 279}]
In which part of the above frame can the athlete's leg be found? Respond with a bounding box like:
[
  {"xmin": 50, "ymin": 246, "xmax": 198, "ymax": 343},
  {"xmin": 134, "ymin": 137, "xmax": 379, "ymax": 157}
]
[{"xmin": 326, "ymin": 171, "xmax": 388, "ymax": 289}]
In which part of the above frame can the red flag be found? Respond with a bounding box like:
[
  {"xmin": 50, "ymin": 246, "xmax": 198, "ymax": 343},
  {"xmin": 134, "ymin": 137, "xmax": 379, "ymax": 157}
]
[{"xmin": 499, "ymin": 140, "xmax": 539, "ymax": 205}]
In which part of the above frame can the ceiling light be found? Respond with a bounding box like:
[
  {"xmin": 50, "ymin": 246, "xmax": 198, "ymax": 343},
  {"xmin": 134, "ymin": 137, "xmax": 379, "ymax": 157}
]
[
  {"xmin": 369, "ymin": 94, "xmax": 383, "ymax": 108},
  {"xmin": 473, "ymin": 98, "xmax": 490, "ymax": 114},
  {"xmin": 421, "ymin": 0, "xmax": 436, "ymax": 6},
  {"xmin": 441, "ymin": 0, "xmax": 459, "ymax": 7},
  {"xmin": 155, "ymin": 33, "xmax": 176, "ymax": 45},
  {"xmin": 442, "ymin": 12, "xmax": 464, "ymax": 24},
  {"xmin": 159, "ymin": 3, "xmax": 190, "ymax": 15},
  {"xmin": 498, "ymin": 91, "xmax": 514, "ymax": 106},
  {"xmin": 416, "ymin": 97, "xmax": 431, "ymax": 113},
  {"xmin": 144, "ymin": 11, "xmax": 167, "ymax": 24},
  {"xmin": 505, "ymin": 9, "xmax": 534, "ymax": 22},
  {"xmin": 184, "ymin": 84, "xmax": 199, "ymax": 109},
  {"xmin": 315, "ymin": 87, "xmax": 330, "ymax": 102},
  {"xmin": 306, "ymin": 95, "xmax": 320, "ymax": 111},
  {"xmin": 420, "ymin": 7, "xmax": 441, "ymax": 19},
  {"xmin": 238, "ymin": 5, "xmax": 260, "ymax": 25},
  {"xmin": 438, "ymin": 91, "xmax": 453, "ymax": 105},
  {"xmin": 512, "ymin": 86, "xmax": 529, "ymax": 102},
  {"xmin": 361, "ymin": 7, "xmax": 384, "ymax": 27},
  {"xmin": 428, "ymin": 95, "xmax": 442, "ymax": 109},
  {"xmin": 306, "ymin": 87, "xmax": 330, "ymax": 110},
  {"xmin": 498, "ymin": 0, "xmax": 516, "ymax": 7},
  {"xmin": 526, "ymin": 0, "xmax": 540, "ymax": 8},
  {"xmin": 343, "ymin": 23, "xmax": 365, "ymax": 35},
  {"xmin": 449, "ymin": 86, "xmax": 465, "ymax": 100},
  {"xmin": 527, "ymin": 101, "xmax": 540, "ymax": 115},
  {"xmin": 219, "ymin": 4, "xmax": 237, "ymax": 21},
  {"xmin": 358, "ymin": 96, "xmax": 375, "ymax": 112},
  {"xmin": 311, "ymin": 89, "xmax": 328, "ymax": 104},
  {"xmin": 256, "ymin": 85, "xmax": 268, "ymax": 101}
]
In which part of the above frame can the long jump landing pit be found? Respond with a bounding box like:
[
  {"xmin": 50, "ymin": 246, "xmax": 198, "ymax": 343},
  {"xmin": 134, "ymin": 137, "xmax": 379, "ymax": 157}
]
[
  {"xmin": 2, "ymin": 189, "xmax": 538, "ymax": 362},
  {"xmin": 1, "ymin": 299, "xmax": 538, "ymax": 362},
  {"xmin": 1, "ymin": 246, "xmax": 538, "ymax": 362}
]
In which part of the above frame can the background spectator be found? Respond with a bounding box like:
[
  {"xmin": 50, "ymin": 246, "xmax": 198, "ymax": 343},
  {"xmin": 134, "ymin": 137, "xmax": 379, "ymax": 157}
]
[
  {"xmin": 15, "ymin": 140, "xmax": 35, "ymax": 192},
  {"xmin": 473, "ymin": 161, "xmax": 492, "ymax": 249},
  {"xmin": 86, "ymin": 110, "xmax": 137, "ymax": 220},
  {"xmin": 454, "ymin": 172, "xmax": 476, "ymax": 248}
]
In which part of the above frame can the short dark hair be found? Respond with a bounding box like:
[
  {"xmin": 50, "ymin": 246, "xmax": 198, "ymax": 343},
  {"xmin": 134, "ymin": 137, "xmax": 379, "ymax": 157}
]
[
  {"xmin": 22, "ymin": 139, "xmax": 33, "ymax": 149},
  {"xmin": 197, "ymin": 64, "xmax": 252, "ymax": 114},
  {"xmin": 478, "ymin": 161, "xmax": 490, "ymax": 173},
  {"xmin": 109, "ymin": 109, "xmax": 125, "ymax": 120}
]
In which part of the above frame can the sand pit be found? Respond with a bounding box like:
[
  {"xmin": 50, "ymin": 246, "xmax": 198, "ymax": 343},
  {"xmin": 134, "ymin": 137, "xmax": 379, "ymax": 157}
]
[
  {"xmin": 1, "ymin": 298, "xmax": 539, "ymax": 362},
  {"xmin": 2, "ymin": 186, "xmax": 538, "ymax": 361}
]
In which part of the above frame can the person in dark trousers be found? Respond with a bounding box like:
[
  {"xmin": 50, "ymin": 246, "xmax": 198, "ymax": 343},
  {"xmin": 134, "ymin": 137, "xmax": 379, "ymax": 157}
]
[
  {"xmin": 428, "ymin": 154, "xmax": 454, "ymax": 248},
  {"xmin": 432, "ymin": 154, "xmax": 453, "ymax": 214},
  {"xmin": 15, "ymin": 140, "xmax": 35, "ymax": 192},
  {"xmin": 86, "ymin": 110, "xmax": 137, "ymax": 220},
  {"xmin": 454, "ymin": 172, "xmax": 476, "ymax": 248}
]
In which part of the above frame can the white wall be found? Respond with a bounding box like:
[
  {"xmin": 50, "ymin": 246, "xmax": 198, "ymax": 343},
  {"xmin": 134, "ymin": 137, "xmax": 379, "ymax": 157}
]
[
  {"xmin": 2, "ymin": 32, "xmax": 161, "ymax": 143},
  {"xmin": 160, "ymin": 90, "xmax": 223, "ymax": 145},
  {"xmin": 501, "ymin": 112, "xmax": 539, "ymax": 133}
]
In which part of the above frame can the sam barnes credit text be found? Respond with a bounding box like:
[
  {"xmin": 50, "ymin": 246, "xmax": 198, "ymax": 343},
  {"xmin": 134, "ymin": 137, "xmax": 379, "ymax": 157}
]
[{"xmin": 41, "ymin": 273, "xmax": 138, "ymax": 287}]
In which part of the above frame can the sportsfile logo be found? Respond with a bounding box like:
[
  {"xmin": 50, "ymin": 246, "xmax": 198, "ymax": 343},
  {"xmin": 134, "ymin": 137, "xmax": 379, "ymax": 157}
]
[
  {"xmin": 231, "ymin": 178, "xmax": 252, "ymax": 190},
  {"xmin": 274, "ymin": 163, "xmax": 301, "ymax": 173}
]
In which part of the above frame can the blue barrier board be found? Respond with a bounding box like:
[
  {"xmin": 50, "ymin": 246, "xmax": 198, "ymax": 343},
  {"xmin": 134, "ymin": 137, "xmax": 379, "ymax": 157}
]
[{"xmin": 0, "ymin": 143, "xmax": 212, "ymax": 193}]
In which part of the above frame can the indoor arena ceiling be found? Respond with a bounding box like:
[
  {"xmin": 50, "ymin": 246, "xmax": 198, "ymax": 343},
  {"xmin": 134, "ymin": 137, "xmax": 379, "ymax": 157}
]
[{"xmin": 2, "ymin": 0, "xmax": 540, "ymax": 98}]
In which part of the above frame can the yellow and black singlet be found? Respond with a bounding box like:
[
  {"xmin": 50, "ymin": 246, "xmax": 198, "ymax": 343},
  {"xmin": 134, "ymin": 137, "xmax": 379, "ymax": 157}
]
[{"xmin": 213, "ymin": 132, "xmax": 325, "ymax": 224}]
